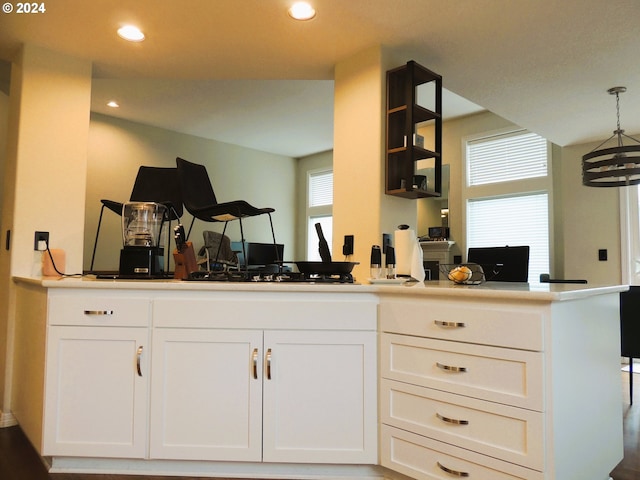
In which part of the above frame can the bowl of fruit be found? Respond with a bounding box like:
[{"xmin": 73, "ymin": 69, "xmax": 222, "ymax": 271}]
[{"xmin": 439, "ymin": 263, "xmax": 498, "ymax": 285}]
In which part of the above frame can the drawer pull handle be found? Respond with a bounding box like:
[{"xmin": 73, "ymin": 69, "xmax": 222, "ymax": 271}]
[
  {"xmin": 436, "ymin": 412, "xmax": 469, "ymax": 425},
  {"xmin": 252, "ymin": 348, "xmax": 259, "ymax": 379},
  {"xmin": 136, "ymin": 346, "xmax": 143, "ymax": 377},
  {"xmin": 434, "ymin": 320, "xmax": 466, "ymax": 328},
  {"xmin": 436, "ymin": 362, "xmax": 467, "ymax": 373},
  {"xmin": 266, "ymin": 348, "xmax": 272, "ymax": 380},
  {"xmin": 437, "ymin": 461, "xmax": 469, "ymax": 477},
  {"xmin": 84, "ymin": 310, "xmax": 113, "ymax": 316}
]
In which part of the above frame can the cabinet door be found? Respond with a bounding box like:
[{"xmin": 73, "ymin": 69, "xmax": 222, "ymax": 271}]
[
  {"xmin": 262, "ymin": 330, "xmax": 377, "ymax": 464},
  {"xmin": 43, "ymin": 326, "xmax": 149, "ymax": 458},
  {"xmin": 150, "ymin": 329, "xmax": 263, "ymax": 461}
]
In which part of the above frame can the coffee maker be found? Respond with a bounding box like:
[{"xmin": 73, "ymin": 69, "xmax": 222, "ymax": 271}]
[{"xmin": 119, "ymin": 202, "xmax": 167, "ymax": 278}]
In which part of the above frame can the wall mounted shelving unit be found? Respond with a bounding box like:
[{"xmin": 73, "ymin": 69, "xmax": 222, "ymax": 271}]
[{"xmin": 385, "ymin": 60, "xmax": 442, "ymax": 199}]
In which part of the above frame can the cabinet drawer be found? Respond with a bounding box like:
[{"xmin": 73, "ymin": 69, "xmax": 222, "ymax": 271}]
[
  {"xmin": 153, "ymin": 295, "xmax": 377, "ymax": 330},
  {"xmin": 381, "ymin": 333, "xmax": 543, "ymax": 410},
  {"xmin": 380, "ymin": 379, "xmax": 543, "ymax": 470},
  {"xmin": 48, "ymin": 293, "xmax": 150, "ymax": 327},
  {"xmin": 379, "ymin": 299, "xmax": 544, "ymax": 351},
  {"xmin": 381, "ymin": 425, "xmax": 543, "ymax": 480}
]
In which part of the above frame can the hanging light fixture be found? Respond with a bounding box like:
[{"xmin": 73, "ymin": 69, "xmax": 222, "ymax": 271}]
[{"xmin": 582, "ymin": 86, "xmax": 640, "ymax": 187}]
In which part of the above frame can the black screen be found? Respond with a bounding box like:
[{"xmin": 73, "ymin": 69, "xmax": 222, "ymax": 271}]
[
  {"xmin": 467, "ymin": 246, "xmax": 530, "ymax": 282},
  {"xmin": 232, "ymin": 242, "xmax": 284, "ymax": 268}
]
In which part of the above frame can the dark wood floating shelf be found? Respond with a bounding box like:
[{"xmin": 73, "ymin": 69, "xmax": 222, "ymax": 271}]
[
  {"xmin": 385, "ymin": 60, "xmax": 442, "ymax": 198},
  {"xmin": 387, "ymin": 146, "xmax": 440, "ymax": 159},
  {"xmin": 386, "ymin": 188, "xmax": 442, "ymax": 200}
]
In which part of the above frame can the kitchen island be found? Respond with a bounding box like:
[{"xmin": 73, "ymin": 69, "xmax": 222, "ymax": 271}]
[{"xmin": 11, "ymin": 277, "xmax": 626, "ymax": 480}]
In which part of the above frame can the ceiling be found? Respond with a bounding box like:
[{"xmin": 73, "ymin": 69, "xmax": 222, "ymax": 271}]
[{"xmin": 1, "ymin": 0, "xmax": 639, "ymax": 158}]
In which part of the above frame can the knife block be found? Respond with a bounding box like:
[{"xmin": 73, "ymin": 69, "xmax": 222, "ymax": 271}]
[{"xmin": 173, "ymin": 241, "xmax": 198, "ymax": 280}]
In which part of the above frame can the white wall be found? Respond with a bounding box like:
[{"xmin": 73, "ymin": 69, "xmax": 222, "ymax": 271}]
[{"xmin": 86, "ymin": 114, "xmax": 297, "ymax": 271}]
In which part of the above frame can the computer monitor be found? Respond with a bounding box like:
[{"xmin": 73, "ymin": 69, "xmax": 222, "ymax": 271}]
[
  {"xmin": 467, "ymin": 246, "xmax": 530, "ymax": 282},
  {"xmin": 232, "ymin": 242, "xmax": 284, "ymax": 270}
]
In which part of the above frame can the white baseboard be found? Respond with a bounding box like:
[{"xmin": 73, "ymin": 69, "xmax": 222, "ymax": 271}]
[
  {"xmin": 0, "ymin": 410, "xmax": 17, "ymax": 428},
  {"xmin": 49, "ymin": 458, "xmax": 384, "ymax": 479}
]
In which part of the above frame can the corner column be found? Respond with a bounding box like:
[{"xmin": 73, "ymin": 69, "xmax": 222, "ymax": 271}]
[
  {"xmin": 0, "ymin": 44, "xmax": 91, "ymax": 423},
  {"xmin": 333, "ymin": 46, "xmax": 418, "ymax": 280}
]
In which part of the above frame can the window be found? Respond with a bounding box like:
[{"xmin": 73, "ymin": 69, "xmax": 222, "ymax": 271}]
[
  {"xmin": 306, "ymin": 169, "xmax": 333, "ymax": 260},
  {"xmin": 467, "ymin": 130, "xmax": 548, "ymax": 186},
  {"xmin": 464, "ymin": 129, "xmax": 551, "ymax": 283}
]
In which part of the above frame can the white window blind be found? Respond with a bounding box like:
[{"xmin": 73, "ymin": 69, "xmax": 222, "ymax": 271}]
[
  {"xmin": 467, "ymin": 193, "xmax": 549, "ymax": 283},
  {"xmin": 309, "ymin": 170, "xmax": 333, "ymax": 207},
  {"xmin": 467, "ymin": 131, "xmax": 547, "ymax": 186}
]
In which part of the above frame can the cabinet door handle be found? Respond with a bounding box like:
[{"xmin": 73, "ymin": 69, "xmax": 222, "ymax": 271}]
[
  {"xmin": 252, "ymin": 348, "xmax": 259, "ymax": 379},
  {"xmin": 436, "ymin": 412, "xmax": 469, "ymax": 425},
  {"xmin": 437, "ymin": 461, "xmax": 469, "ymax": 477},
  {"xmin": 265, "ymin": 348, "xmax": 272, "ymax": 380},
  {"xmin": 434, "ymin": 320, "xmax": 466, "ymax": 328},
  {"xmin": 436, "ymin": 362, "xmax": 467, "ymax": 373},
  {"xmin": 84, "ymin": 310, "xmax": 114, "ymax": 316},
  {"xmin": 136, "ymin": 346, "xmax": 143, "ymax": 377}
]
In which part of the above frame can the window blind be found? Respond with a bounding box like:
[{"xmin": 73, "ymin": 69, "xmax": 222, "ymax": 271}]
[
  {"xmin": 467, "ymin": 193, "xmax": 549, "ymax": 283},
  {"xmin": 309, "ymin": 170, "xmax": 333, "ymax": 207},
  {"xmin": 467, "ymin": 131, "xmax": 547, "ymax": 186}
]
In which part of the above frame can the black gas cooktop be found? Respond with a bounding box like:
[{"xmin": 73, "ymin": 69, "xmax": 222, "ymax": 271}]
[{"xmin": 186, "ymin": 270, "xmax": 354, "ymax": 284}]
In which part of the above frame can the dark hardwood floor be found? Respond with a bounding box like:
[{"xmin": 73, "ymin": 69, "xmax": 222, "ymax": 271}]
[
  {"xmin": 1, "ymin": 371, "xmax": 640, "ymax": 480},
  {"xmin": 612, "ymin": 369, "xmax": 640, "ymax": 480}
]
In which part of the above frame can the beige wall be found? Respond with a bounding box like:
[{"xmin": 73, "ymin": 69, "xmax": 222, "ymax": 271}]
[
  {"xmin": 559, "ymin": 141, "xmax": 623, "ymax": 283},
  {"xmin": 0, "ymin": 44, "xmax": 91, "ymax": 423},
  {"xmin": 333, "ymin": 47, "xmax": 420, "ymax": 281},
  {"xmin": 86, "ymin": 113, "xmax": 297, "ymax": 271},
  {"xmin": 0, "ymin": 91, "xmax": 7, "ymax": 227}
]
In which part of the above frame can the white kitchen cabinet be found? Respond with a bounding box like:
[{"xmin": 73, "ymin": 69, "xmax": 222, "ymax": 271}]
[
  {"xmin": 379, "ymin": 294, "xmax": 623, "ymax": 480},
  {"xmin": 262, "ymin": 329, "xmax": 377, "ymax": 463},
  {"xmin": 43, "ymin": 326, "xmax": 149, "ymax": 457},
  {"xmin": 149, "ymin": 328, "xmax": 263, "ymax": 461},
  {"xmin": 150, "ymin": 293, "xmax": 378, "ymax": 465},
  {"xmin": 42, "ymin": 292, "xmax": 151, "ymax": 458},
  {"xmin": 150, "ymin": 327, "xmax": 376, "ymax": 464},
  {"xmin": 13, "ymin": 278, "xmax": 624, "ymax": 478}
]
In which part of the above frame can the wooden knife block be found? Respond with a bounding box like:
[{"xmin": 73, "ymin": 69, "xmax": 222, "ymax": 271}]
[{"xmin": 173, "ymin": 242, "xmax": 198, "ymax": 280}]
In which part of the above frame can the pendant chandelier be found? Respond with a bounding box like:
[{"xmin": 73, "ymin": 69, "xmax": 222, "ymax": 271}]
[{"xmin": 582, "ymin": 86, "xmax": 640, "ymax": 187}]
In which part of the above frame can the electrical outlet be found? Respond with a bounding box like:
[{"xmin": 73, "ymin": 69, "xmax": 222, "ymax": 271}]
[
  {"xmin": 34, "ymin": 231, "xmax": 49, "ymax": 251},
  {"xmin": 342, "ymin": 235, "xmax": 354, "ymax": 256}
]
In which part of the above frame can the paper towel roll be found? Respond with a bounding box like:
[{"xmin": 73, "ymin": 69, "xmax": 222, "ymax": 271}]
[
  {"xmin": 394, "ymin": 226, "xmax": 426, "ymax": 281},
  {"xmin": 394, "ymin": 227, "xmax": 413, "ymax": 276}
]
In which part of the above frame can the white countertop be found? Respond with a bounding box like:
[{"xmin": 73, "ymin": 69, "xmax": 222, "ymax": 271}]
[{"xmin": 14, "ymin": 275, "xmax": 629, "ymax": 302}]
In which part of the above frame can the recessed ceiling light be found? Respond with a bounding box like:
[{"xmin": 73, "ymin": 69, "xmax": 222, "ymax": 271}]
[
  {"xmin": 107, "ymin": 101, "xmax": 120, "ymax": 108},
  {"xmin": 288, "ymin": 2, "xmax": 316, "ymax": 20},
  {"xmin": 117, "ymin": 25, "xmax": 145, "ymax": 42}
]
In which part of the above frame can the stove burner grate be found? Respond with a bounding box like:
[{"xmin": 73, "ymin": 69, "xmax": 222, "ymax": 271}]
[{"xmin": 187, "ymin": 270, "xmax": 354, "ymax": 284}]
